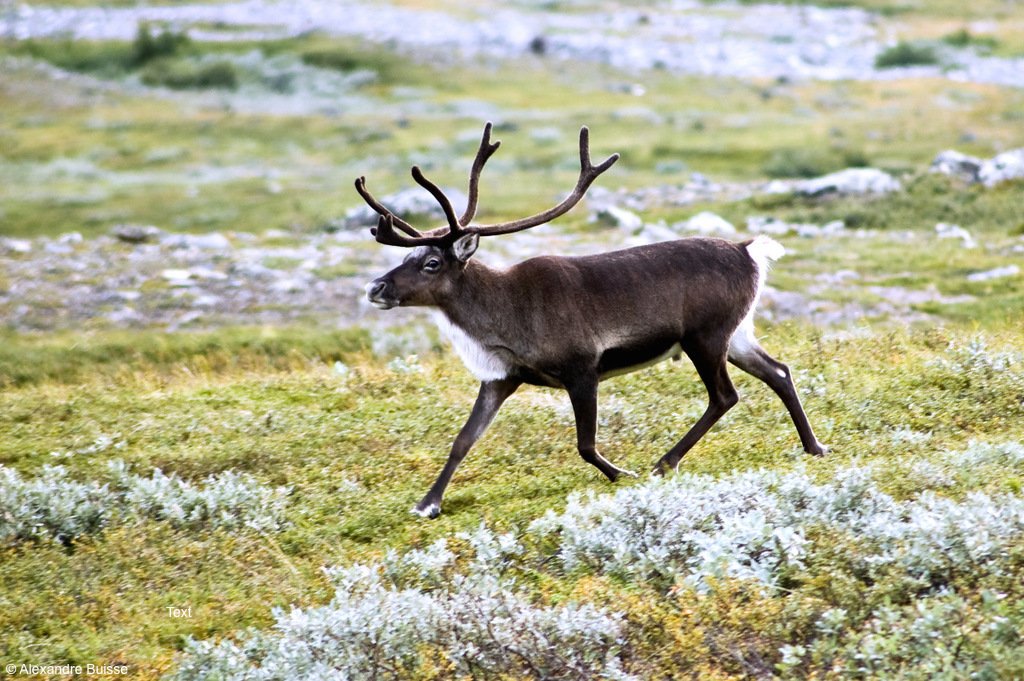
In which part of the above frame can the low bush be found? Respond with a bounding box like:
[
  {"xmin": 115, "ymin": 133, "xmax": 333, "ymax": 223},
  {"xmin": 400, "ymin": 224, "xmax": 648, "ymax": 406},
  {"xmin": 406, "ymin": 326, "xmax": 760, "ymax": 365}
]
[
  {"xmin": 170, "ymin": 527, "xmax": 634, "ymax": 681},
  {"xmin": 0, "ymin": 462, "xmax": 290, "ymax": 546},
  {"xmin": 10, "ymin": 24, "xmax": 190, "ymax": 76},
  {"xmin": 11, "ymin": 38, "xmax": 135, "ymax": 76},
  {"xmin": 875, "ymin": 41, "xmax": 939, "ymax": 68},
  {"xmin": 299, "ymin": 43, "xmax": 402, "ymax": 82},
  {"xmin": 130, "ymin": 23, "xmax": 190, "ymax": 67},
  {"xmin": 942, "ymin": 28, "xmax": 999, "ymax": 51},
  {"xmin": 170, "ymin": 439, "xmax": 1024, "ymax": 678},
  {"xmin": 763, "ymin": 147, "xmax": 870, "ymax": 178},
  {"xmin": 140, "ymin": 59, "xmax": 239, "ymax": 90}
]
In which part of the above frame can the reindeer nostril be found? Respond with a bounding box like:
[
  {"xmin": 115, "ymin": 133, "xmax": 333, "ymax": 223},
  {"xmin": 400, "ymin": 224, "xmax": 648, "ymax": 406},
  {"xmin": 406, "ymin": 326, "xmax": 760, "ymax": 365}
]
[{"xmin": 366, "ymin": 280, "xmax": 388, "ymax": 299}]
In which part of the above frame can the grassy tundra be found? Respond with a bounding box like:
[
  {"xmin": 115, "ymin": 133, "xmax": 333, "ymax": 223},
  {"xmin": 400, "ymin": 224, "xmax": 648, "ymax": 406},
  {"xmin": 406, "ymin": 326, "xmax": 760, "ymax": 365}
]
[{"xmin": 2, "ymin": 0, "xmax": 1024, "ymax": 677}]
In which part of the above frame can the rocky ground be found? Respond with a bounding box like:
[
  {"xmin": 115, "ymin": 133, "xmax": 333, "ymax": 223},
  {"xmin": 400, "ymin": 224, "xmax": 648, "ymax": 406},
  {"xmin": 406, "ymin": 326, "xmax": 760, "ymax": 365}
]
[
  {"xmin": 2, "ymin": 0, "xmax": 1023, "ymax": 340},
  {"xmin": 3, "ymin": 0, "xmax": 1024, "ymax": 87},
  {"xmin": 4, "ymin": 149, "xmax": 1020, "ymax": 337}
]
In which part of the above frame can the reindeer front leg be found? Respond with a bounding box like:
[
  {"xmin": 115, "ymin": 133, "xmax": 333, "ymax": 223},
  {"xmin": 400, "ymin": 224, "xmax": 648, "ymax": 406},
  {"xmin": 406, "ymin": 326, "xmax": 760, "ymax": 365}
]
[
  {"xmin": 412, "ymin": 377, "xmax": 521, "ymax": 518},
  {"xmin": 565, "ymin": 373, "xmax": 637, "ymax": 482}
]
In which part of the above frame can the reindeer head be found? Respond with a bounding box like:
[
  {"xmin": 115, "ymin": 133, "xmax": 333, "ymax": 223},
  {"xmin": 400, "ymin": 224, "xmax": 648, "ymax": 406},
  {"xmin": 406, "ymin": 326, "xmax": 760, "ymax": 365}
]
[{"xmin": 360, "ymin": 123, "xmax": 618, "ymax": 310}]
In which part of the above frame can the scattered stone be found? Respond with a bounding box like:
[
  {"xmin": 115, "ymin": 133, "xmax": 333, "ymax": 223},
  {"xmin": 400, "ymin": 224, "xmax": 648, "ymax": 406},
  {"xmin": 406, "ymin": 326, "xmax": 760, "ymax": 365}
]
[
  {"xmin": 796, "ymin": 168, "xmax": 900, "ymax": 197},
  {"xmin": 58, "ymin": 232, "xmax": 83, "ymax": 245},
  {"xmin": 1, "ymin": 237, "xmax": 32, "ymax": 254},
  {"xmin": 746, "ymin": 216, "xmax": 792, "ymax": 235},
  {"xmin": 632, "ymin": 221, "xmax": 679, "ymax": 244},
  {"xmin": 189, "ymin": 266, "xmax": 229, "ymax": 281},
  {"xmin": 161, "ymin": 232, "xmax": 232, "ymax": 250},
  {"xmin": 112, "ymin": 224, "xmax": 164, "ymax": 244},
  {"xmin": 192, "ymin": 293, "xmax": 222, "ymax": 307},
  {"xmin": 676, "ymin": 211, "xmax": 736, "ymax": 235},
  {"xmin": 161, "ymin": 268, "xmax": 195, "ymax": 286},
  {"xmin": 817, "ymin": 269, "xmax": 861, "ymax": 286},
  {"xmin": 966, "ymin": 265, "xmax": 1020, "ymax": 282},
  {"xmin": 745, "ymin": 216, "xmax": 841, "ymax": 237},
  {"xmin": 270, "ymin": 277, "xmax": 309, "ymax": 293},
  {"xmin": 106, "ymin": 306, "xmax": 143, "ymax": 326},
  {"xmin": 979, "ymin": 148, "xmax": 1024, "ymax": 187},
  {"xmin": 935, "ymin": 222, "xmax": 976, "ymax": 248},
  {"xmin": 761, "ymin": 180, "xmax": 795, "ymax": 195},
  {"xmin": 43, "ymin": 239, "xmax": 74, "ymax": 255},
  {"xmin": 929, "ymin": 150, "xmax": 982, "ymax": 183},
  {"xmin": 592, "ymin": 205, "xmax": 643, "ymax": 231}
]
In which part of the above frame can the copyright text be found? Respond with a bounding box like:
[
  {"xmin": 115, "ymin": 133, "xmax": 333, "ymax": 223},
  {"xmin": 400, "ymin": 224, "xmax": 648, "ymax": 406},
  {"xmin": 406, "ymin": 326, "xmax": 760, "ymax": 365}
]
[{"xmin": 5, "ymin": 663, "xmax": 129, "ymax": 676}]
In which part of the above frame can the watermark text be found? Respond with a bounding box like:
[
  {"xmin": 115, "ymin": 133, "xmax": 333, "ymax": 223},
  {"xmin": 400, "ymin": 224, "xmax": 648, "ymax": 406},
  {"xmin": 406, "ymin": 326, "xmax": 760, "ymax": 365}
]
[{"xmin": 5, "ymin": 663, "xmax": 129, "ymax": 676}]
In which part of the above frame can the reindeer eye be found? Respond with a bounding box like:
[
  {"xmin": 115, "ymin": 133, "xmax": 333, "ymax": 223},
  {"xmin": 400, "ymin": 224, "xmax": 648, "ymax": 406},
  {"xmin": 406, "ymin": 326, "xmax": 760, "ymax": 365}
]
[{"xmin": 422, "ymin": 257, "xmax": 442, "ymax": 272}]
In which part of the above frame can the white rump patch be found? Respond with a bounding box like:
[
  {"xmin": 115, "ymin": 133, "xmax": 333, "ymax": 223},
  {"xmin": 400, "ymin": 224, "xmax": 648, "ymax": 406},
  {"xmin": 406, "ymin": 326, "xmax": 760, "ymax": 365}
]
[
  {"xmin": 730, "ymin": 236, "xmax": 785, "ymax": 363},
  {"xmin": 746, "ymin": 235, "xmax": 785, "ymax": 275},
  {"xmin": 433, "ymin": 312, "xmax": 511, "ymax": 381}
]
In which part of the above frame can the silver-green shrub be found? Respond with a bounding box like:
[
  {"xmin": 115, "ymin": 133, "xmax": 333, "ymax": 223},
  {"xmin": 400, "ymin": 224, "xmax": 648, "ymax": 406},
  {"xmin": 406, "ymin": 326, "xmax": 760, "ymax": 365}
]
[
  {"xmin": 0, "ymin": 465, "xmax": 111, "ymax": 544},
  {"xmin": 531, "ymin": 447, "xmax": 1024, "ymax": 592},
  {"xmin": 0, "ymin": 462, "xmax": 289, "ymax": 546},
  {"xmin": 171, "ymin": 527, "xmax": 634, "ymax": 681},
  {"xmin": 109, "ymin": 462, "xmax": 290, "ymax": 532}
]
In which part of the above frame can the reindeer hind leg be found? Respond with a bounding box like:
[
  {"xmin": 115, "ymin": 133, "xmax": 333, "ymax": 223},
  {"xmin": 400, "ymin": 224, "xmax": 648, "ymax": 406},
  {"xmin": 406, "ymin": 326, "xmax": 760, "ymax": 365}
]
[
  {"xmin": 727, "ymin": 321, "xmax": 827, "ymax": 456},
  {"xmin": 653, "ymin": 337, "xmax": 739, "ymax": 475}
]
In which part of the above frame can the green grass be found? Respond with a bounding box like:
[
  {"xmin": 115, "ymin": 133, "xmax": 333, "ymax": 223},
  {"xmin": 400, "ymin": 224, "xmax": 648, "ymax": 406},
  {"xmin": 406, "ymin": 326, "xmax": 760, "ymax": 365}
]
[
  {"xmin": 0, "ymin": 326, "xmax": 370, "ymax": 388},
  {"xmin": 2, "ymin": 322, "xmax": 1024, "ymax": 677}
]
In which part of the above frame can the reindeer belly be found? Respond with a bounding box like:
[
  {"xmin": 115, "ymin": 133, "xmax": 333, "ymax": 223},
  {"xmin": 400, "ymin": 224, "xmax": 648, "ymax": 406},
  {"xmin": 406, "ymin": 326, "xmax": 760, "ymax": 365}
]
[{"xmin": 597, "ymin": 337, "xmax": 683, "ymax": 380}]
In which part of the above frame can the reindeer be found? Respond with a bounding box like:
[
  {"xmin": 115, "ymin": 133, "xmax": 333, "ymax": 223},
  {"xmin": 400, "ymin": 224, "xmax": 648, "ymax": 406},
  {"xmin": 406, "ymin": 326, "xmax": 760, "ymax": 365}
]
[{"xmin": 360, "ymin": 123, "xmax": 827, "ymax": 518}]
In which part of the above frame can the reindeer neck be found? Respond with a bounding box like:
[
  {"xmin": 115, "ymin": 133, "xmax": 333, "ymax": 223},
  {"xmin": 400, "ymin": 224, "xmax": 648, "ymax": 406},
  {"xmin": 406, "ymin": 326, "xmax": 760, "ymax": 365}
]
[{"xmin": 435, "ymin": 260, "xmax": 509, "ymax": 333}]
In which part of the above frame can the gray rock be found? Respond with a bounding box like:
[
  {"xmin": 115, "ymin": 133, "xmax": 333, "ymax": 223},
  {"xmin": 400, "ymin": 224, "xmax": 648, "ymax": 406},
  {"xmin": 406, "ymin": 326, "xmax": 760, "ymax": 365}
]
[
  {"xmin": 746, "ymin": 216, "xmax": 793, "ymax": 235},
  {"xmin": 1, "ymin": 237, "xmax": 32, "ymax": 254},
  {"xmin": 161, "ymin": 268, "xmax": 196, "ymax": 286},
  {"xmin": 935, "ymin": 222, "xmax": 976, "ymax": 248},
  {"xmin": 161, "ymin": 232, "xmax": 232, "ymax": 250},
  {"xmin": 677, "ymin": 211, "xmax": 736, "ymax": 235},
  {"xmin": 43, "ymin": 240, "xmax": 74, "ymax": 255},
  {"xmin": 797, "ymin": 168, "xmax": 900, "ymax": 197},
  {"xmin": 979, "ymin": 148, "xmax": 1024, "ymax": 187},
  {"xmin": 592, "ymin": 205, "xmax": 644, "ymax": 231},
  {"xmin": 632, "ymin": 221, "xmax": 679, "ymax": 244},
  {"xmin": 966, "ymin": 265, "xmax": 1020, "ymax": 282},
  {"xmin": 112, "ymin": 224, "xmax": 164, "ymax": 244},
  {"xmin": 929, "ymin": 150, "xmax": 982, "ymax": 183},
  {"xmin": 270, "ymin": 277, "xmax": 310, "ymax": 293}
]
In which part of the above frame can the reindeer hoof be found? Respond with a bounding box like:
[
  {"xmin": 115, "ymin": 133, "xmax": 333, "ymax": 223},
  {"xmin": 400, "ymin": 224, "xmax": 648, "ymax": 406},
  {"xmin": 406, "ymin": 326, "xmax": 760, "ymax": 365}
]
[
  {"xmin": 809, "ymin": 442, "xmax": 830, "ymax": 457},
  {"xmin": 650, "ymin": 461, "xmax": 673, "ymax": 477},
  {"xmin": 411, "ymin": 502, "xmax": 441, "ymax": 519}
]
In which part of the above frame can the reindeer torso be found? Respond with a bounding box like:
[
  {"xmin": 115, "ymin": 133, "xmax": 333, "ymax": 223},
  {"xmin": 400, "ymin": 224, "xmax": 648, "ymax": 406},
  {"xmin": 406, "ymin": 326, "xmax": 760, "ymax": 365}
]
[{"xmin": 433, "ymin": 237, "xmax": 761, "ymax": 387}]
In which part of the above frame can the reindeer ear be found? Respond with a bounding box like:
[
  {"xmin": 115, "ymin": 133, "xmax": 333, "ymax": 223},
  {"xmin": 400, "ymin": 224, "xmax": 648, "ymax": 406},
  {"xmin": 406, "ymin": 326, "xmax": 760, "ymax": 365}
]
[{"xmin": 451, "ymin": 233, "xmax": 479, "ymax": 263}]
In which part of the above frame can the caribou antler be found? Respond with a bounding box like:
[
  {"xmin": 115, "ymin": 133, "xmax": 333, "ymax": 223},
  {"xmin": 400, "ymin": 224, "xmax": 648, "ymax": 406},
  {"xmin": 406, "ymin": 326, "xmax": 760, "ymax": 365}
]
[
  {"xmin": 356, "ymin": 123, "xmax": 617, "ymax": 249},
  {"xmin": 464, "ymin": 127, "xmax": 618, "ymax": 237},
  {"xmin": 460, "ymin": 121, "xmax": 501, "ymax": 226}
]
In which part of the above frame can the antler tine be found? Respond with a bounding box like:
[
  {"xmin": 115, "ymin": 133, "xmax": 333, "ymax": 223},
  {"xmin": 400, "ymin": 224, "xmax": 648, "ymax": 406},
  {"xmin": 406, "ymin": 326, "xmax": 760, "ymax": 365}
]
[
  {"xmin": 371, "ymin": 214, "xmax": 449, "ymax": 248},
  {"xmin": 467, "ymin": 126, "xmax": 619, "ymax": 237},
  {"xmin": 459, "ymin": 121, "xmax": 501, "ymax": 226},
  {"xmin": 354, "ymin": 176, "xmax": 423, "ymax": 239},
  {"xmin": 410, "ymin": 166, "xmax": 463, "ymax": 237}
]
